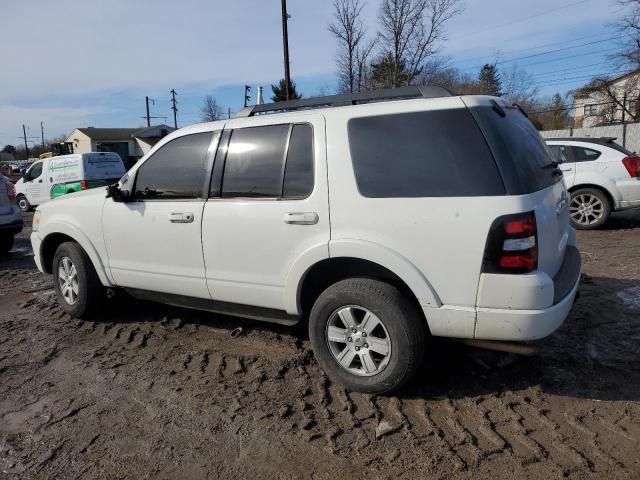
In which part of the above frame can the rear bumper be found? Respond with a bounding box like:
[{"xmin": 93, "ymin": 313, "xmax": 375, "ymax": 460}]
[
  {"xmin": 474, "ymin": 246, "xmax": 581, "ymax": 341},
  {"xmin": 615, "ymin": 179, "xmax": 640, "ymax": 210},
  {"xmin": 0, "ymin": 217, "xmax": 23, "ymax": 234}
]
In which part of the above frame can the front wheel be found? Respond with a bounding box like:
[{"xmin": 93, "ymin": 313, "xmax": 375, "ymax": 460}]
[
  {"xmin": 17, "ymin": 195, "xmax": 31, "ymax": 212},
  {"xmin": 52, "ymin": 242, "xmax": 104, "ymax": 317},
  {"xmin": 569, "ymin": 188, "xmax": 611, "ymax": 230},
  {"xmin": 309, "ymin": 278, "xmax": 427, "ymax": 394}
]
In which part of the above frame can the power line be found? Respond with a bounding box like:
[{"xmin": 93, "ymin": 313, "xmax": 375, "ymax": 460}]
[
  {"xmin": 455, "ymin": 32, "xmax": 617, "ymax": 67},
  {"xmin": 452, "ymin": 0, "xmax": 594, "ymax": 40}
]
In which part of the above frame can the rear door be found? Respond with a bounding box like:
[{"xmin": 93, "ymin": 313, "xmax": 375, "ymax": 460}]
[{"xmin": 201, "ymin": 114, "xmax": 329, "ymax": 311}]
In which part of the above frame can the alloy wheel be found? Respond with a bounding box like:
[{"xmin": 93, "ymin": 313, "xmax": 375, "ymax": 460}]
[
  {"xmin": 326, "ymin": 305, "xmax": 392, "ymax": 377},
  {"xmin": 58, "ymin": 256, "xmax": 79, "ymax": 305},
  {"xmin": 569, "ymin": 193, "xmax": 604, "ymax": 226}
]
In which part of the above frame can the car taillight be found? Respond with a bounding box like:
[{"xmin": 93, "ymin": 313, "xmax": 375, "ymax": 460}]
[
  {"xmin": 81, "ymin": 180, "xmax": 88, "ymax": 190},
  {"xmin": 482, "ymin": 211, "xmax": 538, "ymax": 274},
  {"xmin": 6, "ymin": 182, "xmax": 16, "ymax": 202},
  {"xmin": 622, "ymin": 156, "xmax": 640, "ymax": 177}
]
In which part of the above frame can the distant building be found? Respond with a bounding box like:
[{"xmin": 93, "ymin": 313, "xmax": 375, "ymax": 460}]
[
  {"xmin": 574, "ymin": 69, "xmax": 640, "ymax": 128},
  {"xmin": 65, "ymin": 125, "xmax": 174, "ymax": 167}
]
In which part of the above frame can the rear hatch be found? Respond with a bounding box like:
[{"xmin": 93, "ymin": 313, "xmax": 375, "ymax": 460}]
[
  {"xmin": 465, "ymin": 97, "xmax": 570, "ymax": 278},
  {"xmin": 0, "ymin": 179, "xmax": 11, "ymax": 215}
]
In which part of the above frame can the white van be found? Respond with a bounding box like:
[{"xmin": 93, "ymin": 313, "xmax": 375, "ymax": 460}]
[{"xmin": 15, "ymin": 152, "xmax": 125, "ymax": 211}]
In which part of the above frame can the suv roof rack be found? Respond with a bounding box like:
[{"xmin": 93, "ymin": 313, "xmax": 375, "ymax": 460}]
[{"xmin": 233, "ymin": 85, "xmax": 454, "ymax": 118}]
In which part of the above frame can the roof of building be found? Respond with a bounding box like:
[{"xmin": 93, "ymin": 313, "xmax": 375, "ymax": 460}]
[
  {"xmin": 574, "ymin": 67, "xmax": 640, "ymax": 98},
  {"xmin": 74, "ymin": 125, "xmax": 174, "ymax": 140}
]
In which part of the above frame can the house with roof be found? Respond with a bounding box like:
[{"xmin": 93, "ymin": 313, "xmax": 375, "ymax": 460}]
[
  {"xmin": 574, "ymin": 68, "xmax": 640, "ymax": 128},
  {"xmin": 65, "ymin": 125, "xmax": 174, "ymax": 167}
]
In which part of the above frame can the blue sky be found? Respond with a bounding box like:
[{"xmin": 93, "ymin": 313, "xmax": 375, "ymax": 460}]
[{"xmin": 0, "ymin": 0, "xmax": 624, "ymax": 148}]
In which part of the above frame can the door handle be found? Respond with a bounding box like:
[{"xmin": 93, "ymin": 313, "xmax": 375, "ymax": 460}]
[
  {"xmin": 561, "ymin": 168, "xmax": 573, "ymax": 172},
  {"xmin": 283, "ymin": 212, "xmax": 319, "ymax": 225},
  {"xmin": 168, "ymin": 212, "xmax": 194, "ymax": 223}
]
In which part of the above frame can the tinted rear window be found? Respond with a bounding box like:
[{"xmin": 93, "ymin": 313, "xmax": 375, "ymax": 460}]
[
  {"xmin": 348, "ymin": 109, "xmax": 505, "ymax": 198},
  {"xmin": 469, "ymin": 106, "xmax": 559, "ymax": 194}
]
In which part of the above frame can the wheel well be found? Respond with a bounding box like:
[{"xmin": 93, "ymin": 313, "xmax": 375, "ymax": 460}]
[
  {"xmin": 40, "ymin": 233, "xmax": 76, "ymax": 274},
  {"xmin": 569, "ymin": 184, "xmax": 614, "ymax": 208},
  {"xmin": 299, "ymin": 257, "xmax": 428, "ymax": 329}
]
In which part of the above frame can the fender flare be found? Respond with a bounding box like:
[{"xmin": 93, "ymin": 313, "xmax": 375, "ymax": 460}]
[
  {"xmin": 39, "ymin": 221, "xmax": 114, "ymax": 287},
  {"xmin": 570, "ymin": 174, "xmax": 621, "ymax": 205},
  {"xmin": 283, "ymin": 239, "xmax": 441, "ymax": 315}
]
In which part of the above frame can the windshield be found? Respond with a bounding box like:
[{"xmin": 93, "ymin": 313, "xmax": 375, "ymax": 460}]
[{"xmin": 469, "ymin": 104, "xmax": 560, "ymax": 195}]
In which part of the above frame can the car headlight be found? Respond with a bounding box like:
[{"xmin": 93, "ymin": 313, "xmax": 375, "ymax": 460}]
[{"xmin": 32, "ymin": 211, "xmax": 41, "ymax": 232}]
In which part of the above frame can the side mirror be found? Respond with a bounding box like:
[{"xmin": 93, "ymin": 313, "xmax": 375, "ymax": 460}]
[{"xmin": 106, "ymin": 183, "xmax": 131, "ymax": 203}]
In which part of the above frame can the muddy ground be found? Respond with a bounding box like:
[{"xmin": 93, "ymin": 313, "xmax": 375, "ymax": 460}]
[{"xmin": 1, "ymin": 211, "xmax": 639, "ymax": 479}]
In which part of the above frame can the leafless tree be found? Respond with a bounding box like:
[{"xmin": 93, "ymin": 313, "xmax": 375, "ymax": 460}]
[
  {"xmin": 329, "ymin": 0, "xmax": 368, "ymax": 93},
  {"xmin": 200, "ymin": 95, "xmax": 224, "ymax": 122},
  {"xmin": 577, "ymin": 74, "xmax": 640, "ymax": 124},
  {"xmin": 354, "ymin": 37, "xmax": 378, "ymax": 91},
  {"xmin": 376, "ymin": 0, "xmax": 463, "ymax": 87},
  {"xmin": 613, "ymin": 0, "xmax": 640, "ymax": 68},
  {"xmin": 501, "ymin": 65, "xmax": 539, "ymax": 106}
]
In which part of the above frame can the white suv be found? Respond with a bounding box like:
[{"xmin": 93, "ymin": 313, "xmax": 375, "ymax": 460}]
[
  {"xmin": 30, "ymin": 87, "xmax": 581, "ymax": 393},
  {"xmin": 546, "ymin": 137, "xmax": 640, "ymax": 229}
]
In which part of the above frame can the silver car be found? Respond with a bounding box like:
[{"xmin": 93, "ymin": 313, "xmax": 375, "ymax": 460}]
[{"xmin": 0, "ymin": 175, "xmax": 23, "ymax": 254}]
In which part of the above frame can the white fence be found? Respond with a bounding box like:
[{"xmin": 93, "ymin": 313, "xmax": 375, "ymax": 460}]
[{"xmin": 540, "ymin": 123, "xmax": 640, "ymax": 153}]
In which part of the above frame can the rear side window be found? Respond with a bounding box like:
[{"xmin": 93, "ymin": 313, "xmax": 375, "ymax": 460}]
[
  {"xmin": 283, "ymin": 124, "xmax": 314, "ymax": 198},
  {"xmin": 216, "ymin": 123, "xmax": 314, "ymax": 199},
  {"xmin": 569, "ymin": 146, "xmax": 601, "ymax": 162},
  {"xmin": 348, "ymin": 109, "xmax": 505, "ymax": 197},
  {"xmin": 470, "ymin": 106, "xmax": 559, "ymax": 194},
  {"xmin": 134, "ymin": 132, "xmax": 212, "ymax": 199}
]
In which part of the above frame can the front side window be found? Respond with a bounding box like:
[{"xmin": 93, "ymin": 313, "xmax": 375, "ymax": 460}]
[
  {"xmin": 348, "ymin": 109, "xmax": 505, "ymax": 198},
  {"xmin": 29, "ymin": 162, "xmax": 43, "ymax": 179},
  {"xmin": 570, "ymin": 146, "xmax": 601, "ymax": 162},
  {"xmin": 134, "ymin": 132, "xmax": 213, "ymax": 199}
]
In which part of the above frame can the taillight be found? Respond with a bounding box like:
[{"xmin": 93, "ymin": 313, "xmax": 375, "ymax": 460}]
[
  {"xmin": 482, "ymin": 211, "xmax": 538, "ymax": 274},
  {"xmin": 81, "ymin": 180, "xmax": 88, "ymax": 190},
  {"xmin": 622, "ymin": 156, "xmax": 640, "ymax": 177},
  {"xmin": 6, "ymin": 182, "xmax": 16, "ymax": 202}
]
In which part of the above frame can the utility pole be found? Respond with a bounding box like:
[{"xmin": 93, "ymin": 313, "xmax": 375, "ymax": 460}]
[
  {"xmin": 281, "ymin": 0, "xmax": 291, "ymax": 101},
  {"xmin": 145, "ymin": 96, "xmax": 151, "ymax": 127},
  {"xmin": 228, "ymin": 107, "xmax": 232, "ymax": 119},
  {"xmin": 244, "ymin": 85, "xmax": 252, "ymax": 108},
  {"xmin": 22, "ymin": 125, "xmax": 29, "ymax": 160},
  {"xmin": 41, "ymin": 122, "xmax": 45, "ymax": 150},
  {"xmin": 170, "ymin": 89, "xmax": 178, "ymax": 128}
]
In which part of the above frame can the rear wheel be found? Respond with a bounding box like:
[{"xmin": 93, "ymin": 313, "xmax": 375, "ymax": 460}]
[
  {"xmin": 17, "ymin": 195, "xmax": 31, "ymax": 212},
  {"xmin": 52, "ymin": 242, "xmax": 104, "ymax": 317},
  {"xmin": 0, "ymin": 234, "xmax": 14, "ymax": 255},
  {"xmin": 309, "ymin": 278, "xmax": 427, "ymax": 394},
  {"xmin": 569, "ymin": 188, "xmax": 611, "ymax": 230}
]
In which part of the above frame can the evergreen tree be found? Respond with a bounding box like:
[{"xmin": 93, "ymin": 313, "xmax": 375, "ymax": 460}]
[
  {"xmin": 478, "ymin": 64, "xmax": 502, "ymax": 96},
  {"xmin": 370, "ymin": 52, "xmax": 410, "ymax": 88},
  {"xmin": 271, "ymin": 79, "xmax": 302, "ymax": 102}
]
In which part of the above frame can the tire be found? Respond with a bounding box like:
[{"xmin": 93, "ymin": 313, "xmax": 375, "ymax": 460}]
[
  {"xmin": 17, "ymin": 195, "xmax": 31, "ymax": 212},
  {"xmin": 52, "ymin": 242, "xmax": 104, "ymax": 318},
  {"xmin": 0, "ymin": 234, "xmax": 14, "ymax": 255},
  {"xmin": 569, "ymin": 188, "xmax": 611, "ymax": 230},
  {"xmin": 309, "ymin": 278, "xmax": 427, "ymax": 394}
]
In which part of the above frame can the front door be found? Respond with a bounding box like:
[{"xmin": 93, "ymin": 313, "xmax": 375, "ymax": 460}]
[
  {"xmin": 25, "ymin": 161, "xmax": 48, "ymax": 205},
  {"xmin": 201, "ymin": 114, "xmax": 329, "ymax": 312},
  {"xmin": 102, "ymin": 130, "xmax": 218, "ymax": 298}
]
